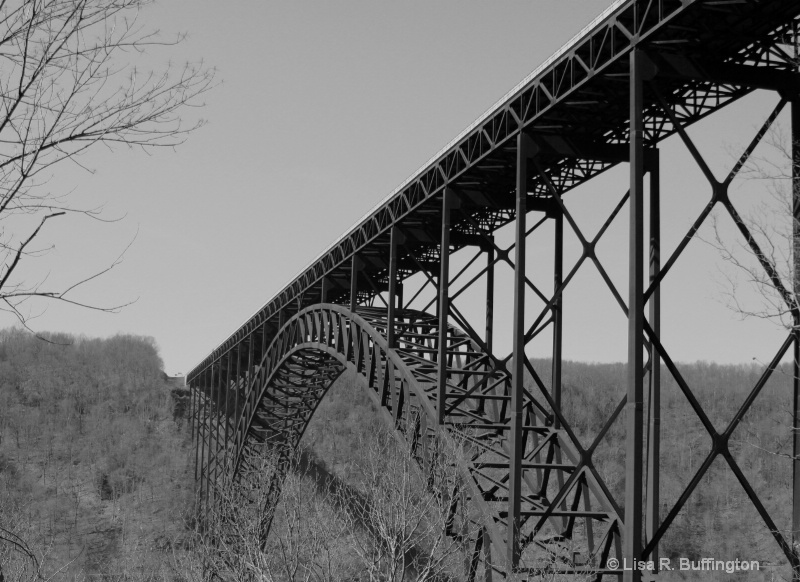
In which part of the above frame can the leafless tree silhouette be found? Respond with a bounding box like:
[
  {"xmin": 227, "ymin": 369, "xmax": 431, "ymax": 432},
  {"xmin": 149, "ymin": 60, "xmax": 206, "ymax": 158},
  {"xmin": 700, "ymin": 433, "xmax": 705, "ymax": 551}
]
[
  {"xmin": 706, "ymin": 112, "xmax": 799, "ymax": 328},
  {"xmin": 0, "ymin": 0, "xmax": 214, "ymax": 330}
]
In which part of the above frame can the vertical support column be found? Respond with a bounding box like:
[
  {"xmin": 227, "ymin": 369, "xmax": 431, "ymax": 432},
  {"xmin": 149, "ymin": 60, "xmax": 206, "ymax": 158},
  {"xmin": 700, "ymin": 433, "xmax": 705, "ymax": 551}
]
[
  {"xmin": 349, "ymin": 256, "xmax": 361, "ymax": 368},
  {"xmin": 279, "ymin": 308, "xmax": 287, "ymax": 329},
  {"xmin": 483, "ymin": 527, "xmax": 494, "ymax": 582},
  {"xmin": 623, "ymin": 49, "xmax": 646, "ymax": 582},
  {"xmin": 216, "ymin": 354, "xmax": 228, "ymax": 488},
  {"xmin": 552, "ymin": 210, "xmax": 563, "ymax": 427},
  {"xmin": 791, "ymin": 96, "xmax": 800, "ymax": 573},
  {"xmin": 211, "ymin": 363, "xmax": 220, "ymax": 510},
  {"xmin": 435, "ymin": 272, "xmax": 440, "ymax": 322},
  {"xmin": 204, "ymin": 362, "xmax": 214, "ymax": 518},
  {"xmin": 240, "ymin": 335, "xmax": 252, "ymax": 444},
  {"xmin": 509, "ymin": 131, "xmax": 532, "ymax": 570},
  {"xmin": 486, "ymin": 237, "xmax": 495, "ymax": 356},
  {"xmin": 228, "ymin": 344, "xmax": 239, "ymax": 476},
  {"xmin": 552, "ymin": 207, "xmax": 567, "ymax": 530},
  {"xmin": 397, "ymin": 279, "xmax": 404, "ymax": 312},
  {"xmin": 438, "ymin": 188, "xmax": 455, "ymax": 425},
  {"xmin": 256, "ymin": 322, "xmax": 268, "ymax": 425},
  {"xmin": 209, "ymin": 366, "xmax": 217, "ymax": 509},
  {"xmin": 194, "ymin": 377, "xmax": 202, "ymax": 483},
  {"xmin": 197, "ymin": 372, "xmax": 204, "ymax": 511},
  {"xmin": 190, "ymin": 379, "xmax": 195, "ymax": 477},
  {"xmin": 224, "ymin": 351, "xmax": 232, "ymax": 479},
  {"xmin": 321, "ymin": 277, "xmax": 332, "ymax": 303},
  {"xmin": 478, "ymin": 237, "xmax": 495, "ymax": 417},
  {"xmin": 388, "ymin": 226, "xmax": 402, "ymax": 349},
  {"xmin": 646, "ymin": 149, "xmax": 661, "ymax": 567},
  {"xmin": 350, "ymin": 255, "xmax": 362, "ymax": 313},
  {"xmin": 189, "ymin": 376, "xmax": 195, "ymax": 444},
  {"xmin": 212, "ymin": 362, "xmax": 220, "ymax": 492}
]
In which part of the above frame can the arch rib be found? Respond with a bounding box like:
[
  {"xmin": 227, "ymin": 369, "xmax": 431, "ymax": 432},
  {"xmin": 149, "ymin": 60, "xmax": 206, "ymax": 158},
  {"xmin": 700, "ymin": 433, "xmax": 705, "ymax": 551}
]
[{"xmin": 224, "ymin": 304, "xmax": 622, "ymax": 579}]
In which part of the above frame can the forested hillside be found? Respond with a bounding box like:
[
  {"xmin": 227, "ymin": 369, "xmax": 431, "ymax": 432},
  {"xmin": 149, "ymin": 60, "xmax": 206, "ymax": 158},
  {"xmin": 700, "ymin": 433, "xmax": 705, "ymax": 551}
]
[
  {"xmin": 0, "ymin": 329, "xmax": 193, "ymax": 581},
  {"xmin": 0, "ymin": 328, "xmax": 796, "ymax": 581}
]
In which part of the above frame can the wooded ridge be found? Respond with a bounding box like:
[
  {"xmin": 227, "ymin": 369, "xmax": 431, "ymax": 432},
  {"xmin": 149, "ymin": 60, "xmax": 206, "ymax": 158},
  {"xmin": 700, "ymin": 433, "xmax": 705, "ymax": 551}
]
[{"xmin": 0, "ymin": 330, "xmax": 793, "ymax": 581}]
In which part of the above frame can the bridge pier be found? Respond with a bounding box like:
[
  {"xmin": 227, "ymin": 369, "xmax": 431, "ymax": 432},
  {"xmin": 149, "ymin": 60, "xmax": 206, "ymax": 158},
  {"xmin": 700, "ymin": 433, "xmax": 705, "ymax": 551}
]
[
  {"xmin": 623, "ymin": 48, "xmax": 648, "ymax": 582},
  {"xmin": 509, "ymin": 131, "xmax": 534, "ymax": 570},
  {"xmin": 438, "ymin": 188, "xmax": 456, "ymax": 425},
  {"xmin": 646, "ymin": 146, "xmax": 661, "ymax": 573}
]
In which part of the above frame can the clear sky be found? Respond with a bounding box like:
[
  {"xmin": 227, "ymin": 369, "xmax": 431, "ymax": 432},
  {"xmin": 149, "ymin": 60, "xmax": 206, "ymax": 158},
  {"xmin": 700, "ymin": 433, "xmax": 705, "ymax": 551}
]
[{"xmin": 16, "ymin": 0, "xmax": 793, "ymax": 374}]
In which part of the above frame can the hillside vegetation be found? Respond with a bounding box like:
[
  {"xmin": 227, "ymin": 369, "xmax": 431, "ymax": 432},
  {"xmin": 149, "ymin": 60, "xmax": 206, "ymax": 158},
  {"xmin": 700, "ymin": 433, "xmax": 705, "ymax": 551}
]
[
  {"xmin": 0, "ymin": 329, "xmax": 193, "ymax": 581},
  {"xmin": 0, "ymin": 328, "xmax": 796, "ymax": 581}
]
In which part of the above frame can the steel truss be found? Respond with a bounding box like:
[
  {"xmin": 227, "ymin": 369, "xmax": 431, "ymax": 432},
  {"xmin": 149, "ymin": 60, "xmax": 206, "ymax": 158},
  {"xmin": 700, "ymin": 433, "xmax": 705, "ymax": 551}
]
[{"xmin": 188, "ymin": 1, "xmax": 800, "ymax": 580}]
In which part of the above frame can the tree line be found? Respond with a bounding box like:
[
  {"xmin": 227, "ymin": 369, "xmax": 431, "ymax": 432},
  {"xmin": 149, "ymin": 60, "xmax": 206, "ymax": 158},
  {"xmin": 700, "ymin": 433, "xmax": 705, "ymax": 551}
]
[{"xmin": 1, "ymin": 331, "xmax": 795, "ymax": 581}]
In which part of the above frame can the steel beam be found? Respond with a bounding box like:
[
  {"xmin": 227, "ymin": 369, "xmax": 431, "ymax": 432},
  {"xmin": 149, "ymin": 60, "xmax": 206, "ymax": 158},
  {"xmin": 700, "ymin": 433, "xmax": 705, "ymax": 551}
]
[
  {"xmin": 321, "ymin": 277, "xmax": 332, "ymax": 303},
  {"xmin": 193, "ymin": 379, "xmax": 200, "ymax": 481},
  {"xmin": 552, "ymin": 206, "xmax": 566, "ymax": 530},
  {"xmin": 229, "ymin": 343, "xmax": 240, "ymax": 480},
  {"xmin": 209, "ymin": 363, "xmax": 218, "ymax": 506},
  {"xmin": 388, "ymin": 226, "xmax": 403, "ymax": 349},
  {"xmin": 221, "ymin": 351, "xmax": 231, "ymax": 484},
  {"xmin": 486, "ymin": 238, "xmax": 495, "ymax": 357},
  {"xmin": 479, "ymin": 237, "xmax": 495, "ymax": 418},
  {"xmin": 397, "ymin": 279, "xmax": 404, "ymax": 313},
  {"xmin": 201, "ymin": 372, "xmax": 209, "ymax": 509},
  {"xmin": 651, "ymin": 53, "xmax": 800, "ymax": 94},
  {"xmin": 189, "ymin": 377, "xmax": 195, "ymax": 442},
  {"xmin": 552, "ymin": 210, "xmax": 563, "ymax": 425},
  {"xmin": 189, "ymin": 381, "xmax": 196, "ymax": 487},
  {"xmin": 623, "ymin": 49, "xmax": 647, "ymax": 582},
  {"xmin": 202, "ymin": 366, "xmax": 211, "ymax": 521},
  {"xmin": 509, "ymin": 131, "xmax": 533, "ymax": 570},
  {"xmin": 483, "ymin": 527, "xmax": 493, "ymax": 582},
  {"xmin": 438, "ymin": 188, "xmax": 456, "ymax": 425},
  {"xmin": 210, "ymin": 359, "xmax": 220, "ymax": 496},
  {"xmin": 243, "ymin": 336, "xmax": 252, "ymax": 433},
  {"xmin": 350, "ymin": 255, "xmax": 362, "ymax": 313},
  {"xmin": 646, "ymin": 149, "xmax": 661, "ymax": 568}
]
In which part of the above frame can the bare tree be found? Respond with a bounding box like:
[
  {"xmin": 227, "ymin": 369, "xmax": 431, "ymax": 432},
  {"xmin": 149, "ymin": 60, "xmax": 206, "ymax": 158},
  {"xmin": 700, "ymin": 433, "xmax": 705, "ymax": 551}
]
[
  {"xmin": 194, "ymin": 425, "xmax": 480, "ymax": 582},
  {"xmin": 196, "ymin": 445, "xmax": 355, "ymax": 582},
  {"xmin": 339, "ymin": 426, "xmax": 477, "ymax": 582},
  {"xmin": 0, "ymin": 0, "xmax": 214, "ymax": 328},
  {"xmin": 0, "ymin": 500, "xmax": 80, "ymax": 582},
  {"xmin": 706, "ymin": 115, "xmax": 799, "ymax": 328}
]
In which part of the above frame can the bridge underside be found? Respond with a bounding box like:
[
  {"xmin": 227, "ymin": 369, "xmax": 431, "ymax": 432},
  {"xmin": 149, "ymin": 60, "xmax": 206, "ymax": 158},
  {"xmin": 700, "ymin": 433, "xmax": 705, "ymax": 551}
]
[{"xmin": 189, "ymin": 1, "xmax": 800, "ymax": 580}]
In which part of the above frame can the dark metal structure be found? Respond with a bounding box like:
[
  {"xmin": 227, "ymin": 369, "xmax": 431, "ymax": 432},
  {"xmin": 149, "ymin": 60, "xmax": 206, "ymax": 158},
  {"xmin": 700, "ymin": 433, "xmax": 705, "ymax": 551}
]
[{"xmin": 188, "ymin": 1, "xmax": 800, "ymax": 579}]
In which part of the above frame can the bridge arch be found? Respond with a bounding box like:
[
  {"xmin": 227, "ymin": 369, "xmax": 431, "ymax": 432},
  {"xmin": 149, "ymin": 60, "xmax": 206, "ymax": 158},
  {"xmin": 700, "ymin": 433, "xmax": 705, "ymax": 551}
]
[{"xmin": 223, "ymin": 304, "xmax": 621, "ymax": 578}]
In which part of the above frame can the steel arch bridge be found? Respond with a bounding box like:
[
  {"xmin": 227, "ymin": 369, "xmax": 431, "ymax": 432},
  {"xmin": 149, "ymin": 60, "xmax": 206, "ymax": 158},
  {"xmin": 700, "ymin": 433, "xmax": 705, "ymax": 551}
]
[{"xmin": 188, "ymin": 1, "xmax": 800, "ymax": 579}]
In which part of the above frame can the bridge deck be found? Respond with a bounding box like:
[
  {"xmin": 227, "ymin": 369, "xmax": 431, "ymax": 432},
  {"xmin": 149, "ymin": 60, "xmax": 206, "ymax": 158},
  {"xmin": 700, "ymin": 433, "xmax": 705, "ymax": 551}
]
[{"xmin": 188, "ymin": 0, "xmax": 800, "ymax": 380}]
